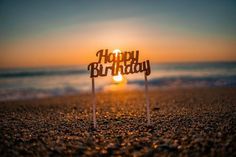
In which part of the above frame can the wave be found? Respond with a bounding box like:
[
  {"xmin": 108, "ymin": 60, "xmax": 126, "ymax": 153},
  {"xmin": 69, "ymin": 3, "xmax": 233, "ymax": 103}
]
[
  {"xmin": 129, "ymin": 75, "xmax": 236, "ymax": 87},
  {"xmin": 0, "ymin": 68, "xmax": 87, "ymax": 78},
  {"xmin": 0, "ymin": 87, "xmax": 81, "ymax": 101}
]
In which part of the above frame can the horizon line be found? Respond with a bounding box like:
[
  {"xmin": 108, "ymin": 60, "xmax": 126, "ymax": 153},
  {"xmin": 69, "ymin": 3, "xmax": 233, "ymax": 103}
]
[{"xmin": 0, "ymin": 60, "xmax": 236, "ymax": 70}]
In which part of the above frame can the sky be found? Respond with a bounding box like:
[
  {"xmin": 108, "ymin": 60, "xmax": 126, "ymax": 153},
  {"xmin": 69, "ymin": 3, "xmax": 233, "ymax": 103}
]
[{"xmin": 0, "ymin": 0, "xmax": 236, "ymax": 68}]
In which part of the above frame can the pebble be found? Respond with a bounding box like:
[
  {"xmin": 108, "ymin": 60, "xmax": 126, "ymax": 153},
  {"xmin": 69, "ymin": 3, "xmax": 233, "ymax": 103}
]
[{"xmin": 0, "ymin": 88, "xmax": 235, "ymax": 157}]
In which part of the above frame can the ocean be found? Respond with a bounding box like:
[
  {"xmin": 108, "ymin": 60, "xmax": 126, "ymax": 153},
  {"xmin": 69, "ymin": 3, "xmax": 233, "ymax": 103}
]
[{"xmin": 0, "ymin": 62, "xmax": 236, "ymax": 101}]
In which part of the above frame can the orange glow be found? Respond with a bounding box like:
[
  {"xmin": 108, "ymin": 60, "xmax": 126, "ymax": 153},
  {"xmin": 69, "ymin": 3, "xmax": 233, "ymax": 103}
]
[{"xmin": 0, "ymin": 21, "xmax": 236, "ymax": 68}]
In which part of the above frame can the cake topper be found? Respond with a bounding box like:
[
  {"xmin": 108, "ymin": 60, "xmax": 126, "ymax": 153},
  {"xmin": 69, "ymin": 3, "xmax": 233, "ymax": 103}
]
[{"xmin": 88, "ymin": 49, "xmax": 151, "ymax": 128}]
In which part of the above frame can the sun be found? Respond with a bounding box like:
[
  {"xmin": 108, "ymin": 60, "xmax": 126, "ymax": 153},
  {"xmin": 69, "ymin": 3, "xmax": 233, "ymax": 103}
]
[
  {"xmin": 113, "ymin": 49, "xmax": 121, "ymax": 57},
  {"xmin": 113, "ymin": 72, "xmax": 123, "ymax": 83},
  {"xmin": 112, "ymin": 49, "xmax": 123, "ymax": 83}
]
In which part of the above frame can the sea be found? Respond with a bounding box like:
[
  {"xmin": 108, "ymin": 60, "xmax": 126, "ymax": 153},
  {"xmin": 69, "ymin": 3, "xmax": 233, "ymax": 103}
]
[{"xmin": 0, "ymin": 62, "xmax": 236, "ymax": 101}]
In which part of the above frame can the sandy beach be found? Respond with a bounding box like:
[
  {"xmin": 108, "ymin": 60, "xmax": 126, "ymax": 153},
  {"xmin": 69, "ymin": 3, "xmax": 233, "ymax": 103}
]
[{"xmin": 0, "ymin": 87, "xmax": 235, "ymax": 157}]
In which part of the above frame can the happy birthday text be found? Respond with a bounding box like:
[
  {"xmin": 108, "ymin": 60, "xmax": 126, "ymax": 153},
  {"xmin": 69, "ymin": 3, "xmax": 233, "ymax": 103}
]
[{"xmin": 88, "ymin": 49, "xmax": 151, "ymax": 78}]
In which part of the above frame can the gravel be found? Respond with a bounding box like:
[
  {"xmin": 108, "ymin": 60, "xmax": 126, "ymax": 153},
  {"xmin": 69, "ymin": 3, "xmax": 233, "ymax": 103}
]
[{"xmin": 0, "ymin": 88, "xmax": 235, "ymax": 157}]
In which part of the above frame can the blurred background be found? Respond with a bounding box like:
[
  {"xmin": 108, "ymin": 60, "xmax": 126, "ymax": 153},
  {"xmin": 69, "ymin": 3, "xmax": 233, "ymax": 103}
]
[{"xmin": 0, "ymin": 0, "xmax": 236, "ymax": 101}]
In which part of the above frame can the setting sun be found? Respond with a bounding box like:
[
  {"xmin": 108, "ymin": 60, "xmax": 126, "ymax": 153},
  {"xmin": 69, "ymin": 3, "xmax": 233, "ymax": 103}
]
[
  {"xmin": 112, "ymin": 49, "xmax": 123, "ymax": 83},
  {"xmin": 113, "ymin": 49, "xmax": 121, "ymax": 56},
  {"xmin": 112, "ymin": 72, "xmax": 123, "ymax": 83}
]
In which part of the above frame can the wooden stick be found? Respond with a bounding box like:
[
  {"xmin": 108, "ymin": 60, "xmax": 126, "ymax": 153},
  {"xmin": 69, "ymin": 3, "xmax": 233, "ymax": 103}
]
[
  {"xmin": 92, "ymin": 77, "xmax": 97, "ymax": 128},
  {"xmin": 144, "ymin": 74, "xmax": 151, "ymax": 125}
]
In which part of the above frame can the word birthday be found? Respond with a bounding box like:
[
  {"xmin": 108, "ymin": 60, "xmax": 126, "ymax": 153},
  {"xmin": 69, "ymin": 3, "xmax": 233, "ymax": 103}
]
[{"xmin": 88, "ymin": 49, "xmax": 151, "ymax": 78}]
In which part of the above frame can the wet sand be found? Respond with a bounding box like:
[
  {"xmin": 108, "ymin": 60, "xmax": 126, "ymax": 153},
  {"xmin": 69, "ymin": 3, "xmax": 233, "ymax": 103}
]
[{"xmin": 0, "ymin": 88, "xmax": 235, "ymax": 157}]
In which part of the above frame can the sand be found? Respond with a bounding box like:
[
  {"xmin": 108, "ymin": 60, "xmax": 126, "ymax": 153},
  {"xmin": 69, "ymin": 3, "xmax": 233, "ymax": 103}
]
[{"xmin": 0, "ymin": 88, "xmax": 235, "ymax": 157}]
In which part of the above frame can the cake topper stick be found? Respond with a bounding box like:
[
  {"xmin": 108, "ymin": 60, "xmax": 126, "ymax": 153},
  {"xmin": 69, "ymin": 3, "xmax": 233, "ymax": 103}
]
[
  {"xmin": 144, "ymin": 73, "xmax": 151, "ymax": 125},
  {"xmin": 92, "ymin": 77, "xmax": 97, "ymax": 128}
]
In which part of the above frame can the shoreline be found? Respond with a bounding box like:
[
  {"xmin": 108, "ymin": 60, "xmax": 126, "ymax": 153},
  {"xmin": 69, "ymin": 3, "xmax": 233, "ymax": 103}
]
[{"xmin": 1, "ymin": 86, "xmax": 235, "ymax": 103}]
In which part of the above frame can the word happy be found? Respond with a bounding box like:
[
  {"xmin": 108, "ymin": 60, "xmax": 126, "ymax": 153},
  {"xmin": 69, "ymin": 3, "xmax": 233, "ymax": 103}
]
[{"xmin": 88, "ymin": 49, "xmax": 151, "ymax": 78}]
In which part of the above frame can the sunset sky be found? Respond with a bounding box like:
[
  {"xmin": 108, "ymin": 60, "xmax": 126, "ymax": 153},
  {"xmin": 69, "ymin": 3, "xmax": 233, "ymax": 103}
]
[{"xmin": 0, "ymin": 0, "xmax": 236, "ymax": 68}]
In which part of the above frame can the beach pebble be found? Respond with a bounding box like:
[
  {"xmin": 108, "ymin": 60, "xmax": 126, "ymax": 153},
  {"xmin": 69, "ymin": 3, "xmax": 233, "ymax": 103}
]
[{"xmin": 0, "ymin": 88, "xmax": 235, "ymax": 157}]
